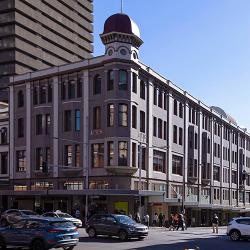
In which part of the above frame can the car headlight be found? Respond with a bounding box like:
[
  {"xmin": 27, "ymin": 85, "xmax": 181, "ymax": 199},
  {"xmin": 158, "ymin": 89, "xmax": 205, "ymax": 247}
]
[{"xmin": 128, "ymin": 227, "xmax": 136, "ymax": 232}]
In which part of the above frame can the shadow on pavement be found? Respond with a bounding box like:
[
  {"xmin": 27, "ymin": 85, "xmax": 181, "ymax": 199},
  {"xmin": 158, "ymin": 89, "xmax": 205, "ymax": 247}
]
[{"xmin": 79, "ymin": 235, "xmax": 140, "ymax": 243}]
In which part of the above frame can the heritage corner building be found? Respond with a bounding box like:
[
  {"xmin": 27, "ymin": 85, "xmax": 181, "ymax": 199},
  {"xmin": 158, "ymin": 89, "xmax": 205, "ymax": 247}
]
[{"xmin": 3, "ymin": 12, "xmax": 250, "ymax": 226}]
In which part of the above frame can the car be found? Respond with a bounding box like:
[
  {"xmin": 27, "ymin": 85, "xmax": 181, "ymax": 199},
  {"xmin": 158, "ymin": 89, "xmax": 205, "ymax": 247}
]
[
  {"xmin": 86, "ymin": 214, "xmax": 149, "ymax": 241},
  {"xmin": 42, "ymin": 211, "xmax": 82, "ymax": 228},
  {"xmin": 0, "ymin": 216, "xmax": 79, "ymax": 250},
  {"xmin": 0, "ymin": 209, "xmax": 38, "ymax": 227},
  {"xmin": 227, "ymin": 217, "xmax": 250, "ymax": 241}
]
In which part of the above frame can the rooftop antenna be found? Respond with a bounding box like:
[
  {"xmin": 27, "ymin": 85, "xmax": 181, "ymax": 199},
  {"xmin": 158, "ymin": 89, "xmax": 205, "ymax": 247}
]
[{"xmin": 121, "ymin": 0, "xmax": 123, "ymax": 13}]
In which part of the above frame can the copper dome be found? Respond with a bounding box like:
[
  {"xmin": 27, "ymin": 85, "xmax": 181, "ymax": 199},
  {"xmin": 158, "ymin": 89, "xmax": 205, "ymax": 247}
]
[{"xmin": 103, "ymin": 13, "xmax": 140, "ymax": 38}]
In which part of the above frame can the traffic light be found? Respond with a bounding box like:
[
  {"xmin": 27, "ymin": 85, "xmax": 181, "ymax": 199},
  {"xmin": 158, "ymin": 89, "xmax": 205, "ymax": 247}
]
[{"xmin": 42, "ymin": 161, "xmax": 48, "ymax": 173}]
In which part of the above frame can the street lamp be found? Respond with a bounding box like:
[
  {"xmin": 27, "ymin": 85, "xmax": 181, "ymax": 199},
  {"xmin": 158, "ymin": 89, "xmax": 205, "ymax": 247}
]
[{"xmin": 52, "ymin": 136, "xmax": 89, "ymax": 226}]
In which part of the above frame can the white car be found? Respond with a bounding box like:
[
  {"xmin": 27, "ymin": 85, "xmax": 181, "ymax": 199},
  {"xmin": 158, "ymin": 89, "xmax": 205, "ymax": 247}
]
[
  {"xmin": 42, "ymin": 211, "xmax": 82, "ymax": 228},
  {"xmin": 227, "ymin": 217, "xmax": 250, "ymax": 241}
]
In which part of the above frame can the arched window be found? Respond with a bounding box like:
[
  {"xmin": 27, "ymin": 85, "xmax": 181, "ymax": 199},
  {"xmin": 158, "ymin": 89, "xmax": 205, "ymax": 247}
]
[
  {"xmin": 107, "ymin": 70, "xmax": 114, "ymax": 91},
  {"xmin": 17, "ymin": 90, "xmax": 24, "ymax": 107},
  {"xmin": 93, "ymin": 74, "xmax": 101, "ymax": 94},
  {"xmin": 118, "ymin": 70, "xmax": 128, "ymax": 90}
]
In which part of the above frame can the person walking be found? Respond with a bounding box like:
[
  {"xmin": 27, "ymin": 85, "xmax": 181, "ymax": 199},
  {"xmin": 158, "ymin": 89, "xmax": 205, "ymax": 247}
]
[
  {"xmin": 176, "ymin": 213, "xmax": 185, "ymax": 231},
  {"xmin": 135, "ymin": 212, "xmax": 141, "ymax": 223},
  {"xmin": 212, "ymin": 214, "xmax": 219, "ymax": 234},
  {"xmin": 158, "ymin": 212, "xmax": 164, "ymax": 227},
  {"xmin": 169, "ymin": 214, "xmax": 175, "ymax": 231},
  {"xmin": 144, "ymin": 213, "xmax": 150, "ymax": 227},
  {"xmin": 153, "ymin": 212, "xmax": 158, "ymax": 226}
]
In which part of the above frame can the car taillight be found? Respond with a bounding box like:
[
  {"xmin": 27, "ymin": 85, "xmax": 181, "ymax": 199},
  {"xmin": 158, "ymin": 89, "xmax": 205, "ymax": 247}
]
[{"xmin": 47, "ymin": 229, "xmax": 64, "ymax": 233}]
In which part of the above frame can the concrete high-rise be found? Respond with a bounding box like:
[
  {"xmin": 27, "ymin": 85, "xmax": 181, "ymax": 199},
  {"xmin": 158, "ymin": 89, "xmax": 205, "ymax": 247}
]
[{"xmin": 0, "ymin": 0, "xmax": 93, "ymax": 87}]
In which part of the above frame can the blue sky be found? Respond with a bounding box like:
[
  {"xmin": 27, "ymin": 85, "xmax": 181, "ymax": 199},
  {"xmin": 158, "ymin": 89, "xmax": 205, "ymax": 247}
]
[{"xmin": 93, "ymin": 0, "xmax": 250, "ymax": 129}]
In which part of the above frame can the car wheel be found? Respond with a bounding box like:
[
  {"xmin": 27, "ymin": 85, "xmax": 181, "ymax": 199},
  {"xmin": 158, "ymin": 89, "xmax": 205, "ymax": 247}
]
[
  {"xmin": 118, "ymin": 230, "xmax": 128, "ymax": 241},
  {"xmin": 32, "ymin": 239, "xmax": 45, "ymax": 250},
  {"xmin": 63, "ymin": 246, "xmax": 74, "ymax": 250},
  {"xmin": 0, "ymin": 237, "xmax": 6, "ymax": 250},
  {"xmin": 88, "ymin": 228, "xmax": 96, "ymax": 238},
  {"xmin": 230, "ymin": 230, "xmax": 241, "ymax": 241}
]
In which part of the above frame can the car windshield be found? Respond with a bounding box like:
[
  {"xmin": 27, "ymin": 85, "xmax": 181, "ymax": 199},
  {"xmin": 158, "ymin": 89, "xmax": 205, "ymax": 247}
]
[
  {"xmin": 57, "ymin": 213, "xmax": 72, "ymax": 218},
  {"xmin": 114, "ymin": 215, "xmax": 136, "ymax": 225},
  {"xmin": 21, "ymin": 210, "xmax": 37, "ymax": 216}
]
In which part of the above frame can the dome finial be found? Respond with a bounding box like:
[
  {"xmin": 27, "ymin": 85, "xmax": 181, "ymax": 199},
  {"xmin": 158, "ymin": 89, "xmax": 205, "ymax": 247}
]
[{"xmin": 120, "ymin": 0, "xmax": 123, "ymax": 13}]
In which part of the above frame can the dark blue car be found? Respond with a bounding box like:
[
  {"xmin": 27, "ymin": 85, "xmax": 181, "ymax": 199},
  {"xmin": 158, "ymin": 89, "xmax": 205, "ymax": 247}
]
[{"xmin": 0, "ymin": 216, "xmax": 79, "ymax": 250}]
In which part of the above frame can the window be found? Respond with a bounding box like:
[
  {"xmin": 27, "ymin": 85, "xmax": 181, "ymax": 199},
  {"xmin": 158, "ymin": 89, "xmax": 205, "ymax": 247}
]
[
  {"xmin": 174, "ymin": 100, "xmax": 177, "ymax": 115},
  {"xmin": 132, "ymin": 72, "xmax": 137, "ymax": 93},
  {"xmin": 195, "ymin": 133, "xmax": 198, "ymax": 149},
  {"xmin": 18, "ymin": 118, "xmax": 24, "ymax": 138},
  {"xmin": 48, "ymin": 84, "xmax": 52, "ymax": 102},
  {"xmin": 64, "ymin": 110, "xmax": 71, "ymax": 131},
  {"xmin": 36, "ymin": 148, "xmax": 43, "ymax": 170},
  {"xmin": 107, "ymin": 141, "xmax": 114, "ymax": 166},
  {"xmin": 140, "ymin": 111, "xmax": 145, "ymax": 133},
  {"xmin": 140, "ymin": 80, "xmax": 145, "ymax": 99},
  {"xmin": 173, "ymin": 125, "xmax": 177, "ymax": 144},
  {"xmin": 213, "ymin": 166, "xmax": 220, "ymax": 181},
  {"xmin": 153, "ymin": 117, "xmax": 157, "ymax": 137},
  {"xmin": 64, "ymin": 145, "xmax": 73, "ymax": 166},
  {"xmin": 132, "ymin": 105, "xmax": 137, "ymax": 129},
  {"xmin": 16, "ymin": 150, "xmax": 26, "ymax": 172},
  {"xmin": 0, "ymin": 152, "xmax": 8, "ymax": 174},
  {"xmin": 118, "ymin": 104, "xmax": 128, "ymax": 127},
  {"xmin": 33, "ymin": 86, "xmax": 38, "ymax": 105},
  {"xmin": 163, "ymin": 93, "xmax": 167, "ymax": 110},
  {"xmin": 172, "ymin": 155, "xmax": 183, "ymax": 175},
  {"xmin": 68, "ymin": 80, "xmax": 75, "ymax": 99},
  {"xmin": 179, "ymin": 103, "xmax": 183, "ymax": 118},
  {"xmin": 179, "ymin": 128, "xmax": 183, "ymax": 145},
  {"xmin": 107, "ymin": 104, "xmax": 114, "ymax": 127},
  {"xmin": 1, "ymin": 127, "xmax": 7, "ymax": 144},
  {"xmin": 92, "ymin": 143, "xmax": 104, "ymax": 168},
  {"xmin": 158, "ymin": 118, "xmax": 162, "ymax": 139},
  {"xmin": 46, "ymin": 147, "xmax": 50, "ymax": 165},
  {"xmin": 138, "ymin": 146, "xmax": 146, "ymax": 170},
  {"xmin": 36, "ymin": 115, "xmax": 42, "ymax": 135},
  {"xmin": 93, "ymin": 74, "xmax": 101, "ymax": 94},
  {"xmin": 118, "ymin": 70, "xmax": 128, "ymax": 90},
  {"xmin": 118, "ymin": 141, "xmax": 128, "ymax": 166},
  {"xmin": 107, "ymin": 70, "xmax": 114, "ymax": 91},
  {"xmin": 153, "ymin": 150, "xmax": 165, "ymax": 173},
  {"xmin": 75, "ymin": 110, "xmax": 80, "ymax": 131},
  {"xmin": 77, "ymin": 76, "xmax": 82, "ymax": 97},
  {"xmin": 17, "ymin": 90, "xmax": 24, "ymax": 107},
  {"xmin": 164, "ymin": 121, "xmax": 167, "ymax": 140},
  {"xmin": 93, "ymin": 106, "xmax": 101, "ymax": 129},
  {"xmin": 132, "ymin": 142, "xmax": 136, "ymax": 167},
  {"xmin": 153, "ymin": 87, "xmax": 157, "ymax": 105},
  {"xmin": 40, "ymin": 85, "xmax": 46, "ymax": 104},
  {"xmin": 158, "ymin": 90, "xmax": 162, "ymax": 108},
  {"xmin": 45, "ymin": 114, "xmax": 51, "ymax": 134},
  {"xmin": 232, "ymin": 170, "xmax": 237, "ymax": 184},
  {"xmin": 75, "ymin": 145, "xmax": 80, "ymax": 167}
]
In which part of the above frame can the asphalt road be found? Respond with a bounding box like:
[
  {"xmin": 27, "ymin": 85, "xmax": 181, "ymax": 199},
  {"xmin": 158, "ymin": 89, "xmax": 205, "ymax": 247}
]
[{"xmin": 75, "ymin": 227, "xmax": 250, "ymax": 250}]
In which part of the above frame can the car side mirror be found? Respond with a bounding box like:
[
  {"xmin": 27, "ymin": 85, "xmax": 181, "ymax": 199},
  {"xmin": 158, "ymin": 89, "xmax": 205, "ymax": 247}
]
[{"xmin": 113, "ymin": 221, "xmax": 117, "ymax": 224}]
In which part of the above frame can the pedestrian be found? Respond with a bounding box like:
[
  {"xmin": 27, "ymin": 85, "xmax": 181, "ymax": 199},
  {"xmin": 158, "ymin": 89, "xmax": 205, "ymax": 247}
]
[
  {"xmin": 135, "ymin": 212, "xmax": 141, "ymax": 223},
  {"xmin": 144, "ymin": 213, "xmax": 150, "ymax": 227},
  {"xmin": 176, "ymin": 213, "xmax": 185, "ymax": 231},
  {"xmin": 153, "ymin": 212, "xmax": 158, "ymax": 226},
  {"xmin": 212, "ymin": 214, "xmax": 219, "ymax": 234},
  {"xmin": 75, "ymin": 208, "xmax": 80, "ymax": 219},
  {"xmin": 158, "ymin": 212, "xmax": 164, "ymax": 227},
  {"xmin": 169, "ymin": 214, "xmax": 174, "ymax": 231}
]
